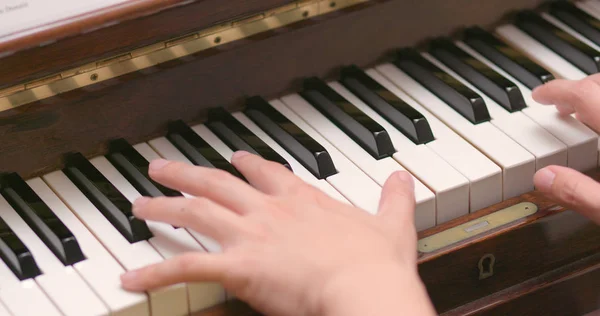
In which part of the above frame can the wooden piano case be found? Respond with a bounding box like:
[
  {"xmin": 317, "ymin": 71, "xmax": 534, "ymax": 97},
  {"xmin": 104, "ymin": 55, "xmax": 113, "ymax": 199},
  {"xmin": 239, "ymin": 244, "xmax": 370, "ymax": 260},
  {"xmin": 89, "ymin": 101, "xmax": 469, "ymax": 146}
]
[{"xmin": 0, "ymin": 0, "xmax": 598, "ymax": 315}]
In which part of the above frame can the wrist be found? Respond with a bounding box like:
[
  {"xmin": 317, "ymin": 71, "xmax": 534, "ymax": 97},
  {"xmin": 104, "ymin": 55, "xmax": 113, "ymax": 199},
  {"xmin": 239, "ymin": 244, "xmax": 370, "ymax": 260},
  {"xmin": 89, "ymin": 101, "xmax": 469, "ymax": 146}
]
[{"xmin": 313, "ymin": 262, "xmax": 436, "ymax": 316}]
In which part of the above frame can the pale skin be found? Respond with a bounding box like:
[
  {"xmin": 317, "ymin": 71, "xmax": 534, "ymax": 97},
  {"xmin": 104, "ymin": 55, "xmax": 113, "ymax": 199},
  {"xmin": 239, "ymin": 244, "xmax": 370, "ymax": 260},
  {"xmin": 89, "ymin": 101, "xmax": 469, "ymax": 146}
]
[{"xmin": 119, "ymin": 75, "xmax": 600, "ymax": 316}]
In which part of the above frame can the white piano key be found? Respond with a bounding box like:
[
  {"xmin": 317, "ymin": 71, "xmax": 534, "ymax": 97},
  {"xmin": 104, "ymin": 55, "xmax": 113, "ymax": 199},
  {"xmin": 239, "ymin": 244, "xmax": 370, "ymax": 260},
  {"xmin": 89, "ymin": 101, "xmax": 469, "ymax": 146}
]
[
  {"xmin": 423, "ymin": 52, "xmax": 569, "ymax": 170},
  {"xmin": 144, "ymin": 138, "xmax": 223, "ymax": 253},
  {"xmin": 26, "ymin": 177, "xmax": 149, "ymax": 316},
  {"xmin": 579, "ymin": 0, "xmax": 600, "ymax": 18},
  {"xmin": 179, "ymin": 118, "xmax": 379, "ymax": 214},
  {"xmin": 190, "ymin": 122, "xmax": 350, "ymax": 205},
  {"xmin": 41, "ymin": 171, "xmax": 179, "ymax": 316},
  {"xmin": 0, "ymin": 300, "xmax": 9, "ymax": 316},
  {"xmin": 376, "ymin": 64, "xmax": 536, "ymax": 200},
  {"xmin": 577, "ymin": 1, "xmax": 600, "ymax": 20},
  {"xmin": 457, "ymin": 41, "xmax": 599, "ymax": 171},
  {"xmin": 357, "ymin": 71, "xmax": 505, "ymax": 213},
  {"xmin": 228, "ymin": 105, "xmax": 382, "ymax": 214},
  {"xmin": 90, "ymin": 156, "xmax": 226, "ymax": 314},
  {"xmin": 495, "ymin": 24, "xmax": 587, "ymax": 80},
  {"xmin": 278, "ymin": 94, "xmax": 437, "ymax": 229},
  {"xmin": 328, "ymin": 77, "xmax": 491, "ymax": 216},
  {"xmin": 0, "ymin": 195, "xmax": 109, "ymax": 316},
  {"xmin": 0, "ymin": 257, "xmax": 61, "ymax": 316},
  {"xmin": 283, "ymin": 89, "xmax": 472, "ymax": 227}
]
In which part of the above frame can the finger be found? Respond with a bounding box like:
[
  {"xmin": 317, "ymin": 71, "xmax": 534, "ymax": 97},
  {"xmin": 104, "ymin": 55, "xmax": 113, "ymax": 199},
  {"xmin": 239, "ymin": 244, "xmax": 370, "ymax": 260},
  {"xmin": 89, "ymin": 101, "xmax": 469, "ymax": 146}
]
[
  {"xmin": 231, "ymin": 151, "xmax": 321, "ymax": 197},
  {"xmin": 120, "ymin": 252, "xmax": 230, "ymax": 291},
  {"xmin": 555, "ymin": 104, "xmax": 575, "ymax": 115},
  {"xmin": 133, "ymin": 196, "xmax": 249, "ymax": 243},
  {"xmin": 377, "ymin": 171, "xmax": 416, "ymax": 228},
  {"xmin": 534, "ymin": 166, "xmax": 600, "ymax": 225},
  {"xmin": 147, "ymin": 159, "xmax": 267, "ymax": 215},
  {"xmin": 532, "ymin": 78, "xmax": 599, "ymax": 113}
]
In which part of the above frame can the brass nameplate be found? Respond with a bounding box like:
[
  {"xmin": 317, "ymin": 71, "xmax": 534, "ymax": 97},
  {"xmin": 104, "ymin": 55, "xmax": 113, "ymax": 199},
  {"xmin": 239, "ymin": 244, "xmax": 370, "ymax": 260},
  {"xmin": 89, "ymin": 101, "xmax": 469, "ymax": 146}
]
[
  {"xmin": 418, "ymin": 202, "xmax": 538, "ymax": 253},
  {"xmin": 0, "ymin": 0, "xmax": 369, "ymax": 111}
]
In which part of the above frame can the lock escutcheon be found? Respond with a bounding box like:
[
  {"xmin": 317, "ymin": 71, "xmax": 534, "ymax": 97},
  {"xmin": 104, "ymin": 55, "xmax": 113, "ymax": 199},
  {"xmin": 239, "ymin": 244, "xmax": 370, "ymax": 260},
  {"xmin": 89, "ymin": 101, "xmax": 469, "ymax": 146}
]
[{"xmin": 478, "ymin": 253, "xmax": 495, "ymax": 280}]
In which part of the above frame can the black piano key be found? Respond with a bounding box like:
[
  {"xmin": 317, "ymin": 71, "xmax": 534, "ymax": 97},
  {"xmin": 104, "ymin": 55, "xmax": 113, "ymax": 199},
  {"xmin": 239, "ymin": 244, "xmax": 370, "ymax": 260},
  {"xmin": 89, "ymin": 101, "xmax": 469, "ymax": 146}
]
[
  {"xmin": 63, "ymin": 153, "xmax": 153, "ymax": 243},
  {"xmin": 107, "ymin": 138, "xmax": 182, "ymax": 198},
  {"xmin": 428, "ymin": 37, "xmax": 527, "ymax": 113},
  {"xmin": 300, "ymin": 77, "xmax": 396, "ymax": 160},
  {"xmin": 514, "ymin": 10, "xmax": 600, "ymax": 75},
  {"xmin": 338, "ymin": 65, "xmax": 435, "ymax": 144},
  {"xmin": 549, "ymin": 1, "xmax": 600, "ymax": 47},
  {"xmin": 206, "ymin": 107, "xmax": 292, "ymax": 171},
  {"xmin": 463, "ymin": 26, "xmax": 555, "ymax": 90},
  {"xmin": 244, "ymin": 96, "xmax": 337, "ymax": 179},
  {"xmin": 0, "ymin": 173, "xmax": 85, "ymax": 266},
  {"xmin": 166, "ymin": 120, "xmax": 245, "ymax": 179},
  {"xmin": 393, "ymin": 48, "xmax": 491, "ymax": 124},
  {"xmin": 0, "ymin": 216, "xmax": 41, "ymax": 280}
]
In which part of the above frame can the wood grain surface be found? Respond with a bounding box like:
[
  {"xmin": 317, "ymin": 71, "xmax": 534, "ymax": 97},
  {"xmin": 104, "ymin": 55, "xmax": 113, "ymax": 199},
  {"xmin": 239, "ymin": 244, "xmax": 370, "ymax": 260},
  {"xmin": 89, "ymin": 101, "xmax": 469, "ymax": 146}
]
[{"xmin": 0, "ymin": 0, "xmax": 292, "ymax": 88}]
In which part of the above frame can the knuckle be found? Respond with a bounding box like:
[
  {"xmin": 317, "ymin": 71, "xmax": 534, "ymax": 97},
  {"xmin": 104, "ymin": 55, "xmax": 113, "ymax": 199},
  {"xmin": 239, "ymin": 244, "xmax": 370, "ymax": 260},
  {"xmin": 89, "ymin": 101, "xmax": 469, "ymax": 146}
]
[
  {"xmin": 391, "ymin": 186, "xmax": 415, "ymax": 202},
  {"xmin": 285, "ymin": 180, "xmax": 312, "ymax": 196},
  {"xmin": 586, "ymin": 73, "xmax": 600, "ymax": 85},
  {"xmin": 204, "ymin": 168, "xmax": 238, "ymax": 187},
  {"xmin": 558, "ymin": 178, "xmax": 582, "ymax": 207},
  {"xmin": 573, "ymin": 79, "xmax": 599, "ymax": 101},
  {"xmin": 174, "ymin": 198, "xmax": 202, "ymax": 220},
  {"xmin": 257, "ymin": 159, "xmax": 288, "ymax": 176},
  {"xmin": 161, "ymin": 160, "xmax": 186, "ymax": 175},
  {"xmin": 312, "ymin": 189, "xmax": 336, "ymax": 209},
  {"xmin": 175, "ymin": 253, "xmax": 200, "ymax": 274}
]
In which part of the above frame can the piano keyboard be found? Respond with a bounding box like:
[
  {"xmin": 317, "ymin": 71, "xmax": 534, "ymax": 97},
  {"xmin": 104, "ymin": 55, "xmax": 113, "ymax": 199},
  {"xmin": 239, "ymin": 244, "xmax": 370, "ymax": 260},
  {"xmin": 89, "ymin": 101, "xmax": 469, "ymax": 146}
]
[{"xmin": 2, "ymin": 2, "xmax": 600, "ymax": 315}]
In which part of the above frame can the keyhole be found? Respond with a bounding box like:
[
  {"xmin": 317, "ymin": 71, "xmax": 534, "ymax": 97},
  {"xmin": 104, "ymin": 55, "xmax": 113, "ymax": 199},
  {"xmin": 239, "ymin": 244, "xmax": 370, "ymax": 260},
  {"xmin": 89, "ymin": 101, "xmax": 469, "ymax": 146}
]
[{"xmin": 478, "ymin": 254, "xmax": 495, "ymax": 280}]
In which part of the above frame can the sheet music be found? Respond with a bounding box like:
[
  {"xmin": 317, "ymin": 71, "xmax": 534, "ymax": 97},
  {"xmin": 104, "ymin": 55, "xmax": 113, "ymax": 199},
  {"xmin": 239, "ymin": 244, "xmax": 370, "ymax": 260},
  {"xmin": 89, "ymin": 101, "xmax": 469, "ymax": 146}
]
[{"xmin": 0, "ymin": 0, "xmax": 130, "ymax": 40}]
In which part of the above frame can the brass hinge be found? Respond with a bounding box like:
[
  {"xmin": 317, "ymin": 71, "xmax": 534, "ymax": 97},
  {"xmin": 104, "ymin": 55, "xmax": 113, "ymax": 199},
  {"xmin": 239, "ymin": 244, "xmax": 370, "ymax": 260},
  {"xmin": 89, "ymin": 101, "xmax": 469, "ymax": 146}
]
[{"xmin": 0, "ymin": 0, "xmax": 369, "ymax": 112}]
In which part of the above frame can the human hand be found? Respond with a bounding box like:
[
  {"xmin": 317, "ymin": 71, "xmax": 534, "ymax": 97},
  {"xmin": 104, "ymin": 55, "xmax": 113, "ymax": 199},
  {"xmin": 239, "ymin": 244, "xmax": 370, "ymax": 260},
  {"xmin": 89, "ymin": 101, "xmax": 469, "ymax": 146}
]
[
  {"xmin": 532, "ymin": 74, "xmax": 600, "ymax": 130},
  {"xmin": 119, "ymin": 151, "xmax": 436, "ymax": 316},
  {"xmin": 532, "ymin": 76, "xmax": 600, "ymax": 225}
]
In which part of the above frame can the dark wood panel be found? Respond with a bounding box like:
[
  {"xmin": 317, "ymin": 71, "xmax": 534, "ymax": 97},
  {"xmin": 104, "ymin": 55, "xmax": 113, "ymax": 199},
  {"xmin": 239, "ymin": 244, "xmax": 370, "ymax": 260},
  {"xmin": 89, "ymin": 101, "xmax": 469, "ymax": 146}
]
[
  {"xmin": 0, "ymin": 0, "xmax": 292, "ymax": 88},
  {"xmin": 449, "ymin": 254, "xmax": 600, "ymax": 316},
  {"xmin": 0, "ymin": 0, "xmax": 545, "ymax": 179},
  {"xmin": 420, "ymin": 207, "xmax": 600, "ymax": 312}
]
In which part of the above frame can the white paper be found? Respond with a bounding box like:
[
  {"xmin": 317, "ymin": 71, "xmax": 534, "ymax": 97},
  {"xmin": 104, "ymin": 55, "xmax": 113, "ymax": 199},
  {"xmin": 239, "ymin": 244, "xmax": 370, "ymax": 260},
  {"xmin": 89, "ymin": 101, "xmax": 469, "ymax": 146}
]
[{"xmin": 0, "ymin": 0, "xmax": 131, "ymax": 41}]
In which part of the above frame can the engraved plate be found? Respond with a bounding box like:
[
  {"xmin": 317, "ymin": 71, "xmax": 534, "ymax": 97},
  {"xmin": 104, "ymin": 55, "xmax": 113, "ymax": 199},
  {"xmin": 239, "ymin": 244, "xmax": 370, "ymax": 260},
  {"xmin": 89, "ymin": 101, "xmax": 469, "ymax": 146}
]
[{"xmin": 418, "ymin": 202, "xmax": 538, "ymax": 253}]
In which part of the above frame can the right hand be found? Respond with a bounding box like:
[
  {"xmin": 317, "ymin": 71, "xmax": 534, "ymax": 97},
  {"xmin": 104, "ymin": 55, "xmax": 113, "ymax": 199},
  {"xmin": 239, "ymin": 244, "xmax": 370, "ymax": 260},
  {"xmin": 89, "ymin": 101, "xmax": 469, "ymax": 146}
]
[{"xmin": 532, "ymin": 75, "xmax": 600, "ymax": 225}]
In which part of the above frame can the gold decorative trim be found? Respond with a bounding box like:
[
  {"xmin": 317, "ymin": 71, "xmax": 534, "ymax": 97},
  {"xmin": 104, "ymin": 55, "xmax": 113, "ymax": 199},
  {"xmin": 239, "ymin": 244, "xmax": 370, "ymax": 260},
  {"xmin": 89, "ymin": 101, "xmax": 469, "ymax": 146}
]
[
  {"xmin": 417, "ymin": 202, "xmax": 538, "ymax": 253},
  {"xmin": 0, "ymin": 0, "xmax": 369, "ymax": 111}
]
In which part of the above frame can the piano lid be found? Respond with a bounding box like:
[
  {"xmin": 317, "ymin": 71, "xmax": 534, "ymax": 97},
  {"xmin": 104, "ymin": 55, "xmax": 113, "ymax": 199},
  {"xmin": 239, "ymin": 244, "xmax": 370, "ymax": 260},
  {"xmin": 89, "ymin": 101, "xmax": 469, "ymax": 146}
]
[
  {"xmin": 0, "ymin": 0, "xmax": 200, "ymax": 55},
  {"xmin": 0, "ymin": 0, "xmax": 367, "ymax": 111},
  {"xmin": 0, "ymin": 0, "xmax": 130, "ymax": 40}
]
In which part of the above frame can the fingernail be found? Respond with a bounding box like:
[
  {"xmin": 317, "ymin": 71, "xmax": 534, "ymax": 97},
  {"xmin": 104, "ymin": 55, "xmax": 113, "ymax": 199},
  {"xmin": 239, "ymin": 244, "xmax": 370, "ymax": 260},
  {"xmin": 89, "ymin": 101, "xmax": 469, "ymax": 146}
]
[
  {"xmin": 232, "ymin": 150, "xmax": 251, "ymax": 161},
  {"xmin": 531, "ymin": 87, "xmax": 550, "ymax": 104},
  {"xmin": 120, "ymin": 270, "xmax": 137, "ymax": 283},
  {"xmin": 534, "ymin": 168, "xmax": 556, "ymax": 192},
  {"xmin": 149, "ymin": 159, "xmax": 169, "ymax": 171},
  {"xmin": 397, "ymin": 171, "xmax": 414, "ymax": 190},
  {"xmin": 120, "ymin": 271, "xmax": 142, "ymax": 290}
]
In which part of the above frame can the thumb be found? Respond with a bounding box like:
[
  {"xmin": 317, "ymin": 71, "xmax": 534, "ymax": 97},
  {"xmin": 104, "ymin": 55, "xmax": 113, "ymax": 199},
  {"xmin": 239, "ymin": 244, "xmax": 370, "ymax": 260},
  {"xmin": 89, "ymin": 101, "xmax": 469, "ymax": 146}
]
[
  {"xmin": 534, "ymin": 165, "xmax": 600, "ymax": 225},
  {"xmin": 377, "ymin": 171, "xmax": 416, "ymax": 229}
]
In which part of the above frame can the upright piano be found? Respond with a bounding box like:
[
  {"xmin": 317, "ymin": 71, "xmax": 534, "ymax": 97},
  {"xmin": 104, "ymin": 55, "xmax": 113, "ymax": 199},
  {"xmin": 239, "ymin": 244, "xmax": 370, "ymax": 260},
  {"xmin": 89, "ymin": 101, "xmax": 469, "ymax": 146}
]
[{"xmin": 0, "ymin": 0, "xmax": 599, "ymax": 315}]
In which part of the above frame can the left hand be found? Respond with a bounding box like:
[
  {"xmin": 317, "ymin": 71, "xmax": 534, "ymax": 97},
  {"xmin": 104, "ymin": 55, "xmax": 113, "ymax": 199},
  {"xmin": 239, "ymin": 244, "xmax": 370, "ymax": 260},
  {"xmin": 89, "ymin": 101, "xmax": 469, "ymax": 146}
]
[{"xmin": 119, "ymin": 151, "xmax": 435, "ymax": 316}]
